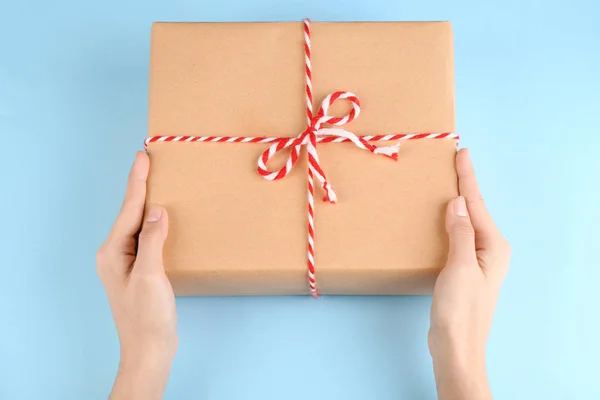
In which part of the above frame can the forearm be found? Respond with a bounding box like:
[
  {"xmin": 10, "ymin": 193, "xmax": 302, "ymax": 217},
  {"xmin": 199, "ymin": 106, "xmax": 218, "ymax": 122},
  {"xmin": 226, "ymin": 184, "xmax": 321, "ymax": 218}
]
[
  {"xmin": 109, "ymin": 350, "xmax": 173, "ymax": 400},
  {"xmin": 431, "ymin": 331, "xmax": 492, "ymax": 400}
]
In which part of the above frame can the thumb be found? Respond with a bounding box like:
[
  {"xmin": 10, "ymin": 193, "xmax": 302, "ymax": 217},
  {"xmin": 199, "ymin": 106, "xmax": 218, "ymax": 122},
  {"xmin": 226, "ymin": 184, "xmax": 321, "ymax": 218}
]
[
  {"xmin": 135, "ymin": 204, "xmax": 169, "ymax": 273},
  {"xmin": 445, "ymin": 196, "xmax": 477, "ymax": 267}
]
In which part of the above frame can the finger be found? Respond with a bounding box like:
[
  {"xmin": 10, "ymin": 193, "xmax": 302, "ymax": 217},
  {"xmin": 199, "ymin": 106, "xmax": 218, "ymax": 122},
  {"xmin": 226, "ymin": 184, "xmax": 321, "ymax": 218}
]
[
  {"xmin": 108, "ymin": 152, "xmax": 150, "ymax": 245},
  {"xmin": 456, "ymin": 148, "xmax": 499, "ymax": 244},
  {"xmin": 135, "ymin": 204, "xmax": 169, "ymax": 274},
  {"xmin": 445, "ymin": 196, "xmax": 478, "ymax": 267}
]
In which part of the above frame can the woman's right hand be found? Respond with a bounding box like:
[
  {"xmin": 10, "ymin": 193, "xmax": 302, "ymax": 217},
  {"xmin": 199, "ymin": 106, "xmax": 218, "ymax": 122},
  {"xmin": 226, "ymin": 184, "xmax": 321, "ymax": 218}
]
[{"xmin": 430, "ymin": 148, "xmax": 511, "ymax": 400}]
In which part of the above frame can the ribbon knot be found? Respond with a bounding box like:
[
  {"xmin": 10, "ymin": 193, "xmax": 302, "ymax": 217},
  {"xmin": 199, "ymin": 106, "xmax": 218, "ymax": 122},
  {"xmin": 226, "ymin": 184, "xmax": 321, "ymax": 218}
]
[{"xmin": 256, "ymin": 91, "xmax": 400, "ymax": 203}]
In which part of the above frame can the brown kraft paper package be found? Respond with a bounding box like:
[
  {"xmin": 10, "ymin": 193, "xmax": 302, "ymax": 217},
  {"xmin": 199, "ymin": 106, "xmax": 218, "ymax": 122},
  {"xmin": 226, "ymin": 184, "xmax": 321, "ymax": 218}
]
[{"xmin": 146, "ymin": 21, "xmax": 457, "ymax": 296}]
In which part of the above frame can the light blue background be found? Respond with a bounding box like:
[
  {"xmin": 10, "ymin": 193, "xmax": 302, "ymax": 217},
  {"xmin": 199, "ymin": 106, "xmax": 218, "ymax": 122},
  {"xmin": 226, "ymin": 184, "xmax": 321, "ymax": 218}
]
[{"xmin": 1, "ymin": 0, "xmax": 598, "ymax": 399}]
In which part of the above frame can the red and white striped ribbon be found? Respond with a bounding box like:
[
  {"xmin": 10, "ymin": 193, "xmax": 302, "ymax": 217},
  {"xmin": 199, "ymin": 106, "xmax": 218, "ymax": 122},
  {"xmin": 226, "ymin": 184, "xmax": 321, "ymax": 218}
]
[
  {"xmin": 144, "ymin": 18, "xmax": 459, "ymax": 297},
  {"xmin": 144, "ymin": 132, "xmax": 459, "ymax": 148}
]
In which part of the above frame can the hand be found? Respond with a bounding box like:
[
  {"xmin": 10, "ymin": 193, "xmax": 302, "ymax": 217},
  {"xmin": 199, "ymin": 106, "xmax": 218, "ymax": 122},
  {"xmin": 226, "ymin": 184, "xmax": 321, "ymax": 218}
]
[
  {"xmin": 429, "ymin": 149, "xmax": 511, "ymax": 400},
  {"xmin": 96, "ymin": 152, "xmax": 177, "ymax": 400}
]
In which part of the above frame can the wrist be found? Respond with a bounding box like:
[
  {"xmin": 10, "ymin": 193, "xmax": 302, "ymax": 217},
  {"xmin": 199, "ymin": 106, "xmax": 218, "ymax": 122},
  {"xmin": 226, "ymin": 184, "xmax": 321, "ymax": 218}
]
[
  {"xmin": 120, "ymin": 340, "xmax": 176, "ymax": 375},
  {"xmin": 430, "ymin": 328, "xmax": 491, "ymax": 400},
  {"xmin": 429, "ymin": 326, "xmax": 486, "ymax": 376},
  {"xmin": 119, "ymin": 336, "xmax": 177, "ymax": 380}
]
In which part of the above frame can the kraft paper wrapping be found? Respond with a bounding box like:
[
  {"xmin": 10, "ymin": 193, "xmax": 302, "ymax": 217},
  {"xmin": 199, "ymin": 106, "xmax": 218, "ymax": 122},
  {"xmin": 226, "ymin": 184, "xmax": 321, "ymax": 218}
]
[{"xmin": 147, "ymin": 21, "xmax": 457, "ymax": 295}]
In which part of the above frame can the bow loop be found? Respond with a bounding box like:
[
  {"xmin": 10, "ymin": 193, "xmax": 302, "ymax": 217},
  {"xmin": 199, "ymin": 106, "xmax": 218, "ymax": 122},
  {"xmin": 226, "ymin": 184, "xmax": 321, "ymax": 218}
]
[
  {"xmin": 315, "ymin": 91, "xmax": 361, "ymax": 127},
  {"xmin": 256, "ymin": 132, "xmax": 308, "ymax": 181}
]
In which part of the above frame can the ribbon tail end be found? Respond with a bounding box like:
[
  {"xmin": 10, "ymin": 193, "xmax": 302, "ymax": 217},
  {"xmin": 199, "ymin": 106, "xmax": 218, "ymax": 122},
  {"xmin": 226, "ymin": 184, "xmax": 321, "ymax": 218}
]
[
  {"xmin": 322, "ymin": 189, "xmax": 338, "ymax": 204},
  {"xmin": 374, "ymin": 144, "xmax": 401, "ymax": 160}
]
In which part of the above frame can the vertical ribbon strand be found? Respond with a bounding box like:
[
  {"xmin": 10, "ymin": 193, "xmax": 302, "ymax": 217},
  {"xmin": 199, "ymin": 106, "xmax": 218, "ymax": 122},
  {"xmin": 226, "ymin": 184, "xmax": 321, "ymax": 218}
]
[{"xmin": 304, "ymin": 19, "xmax": 318, "ymax": 297}]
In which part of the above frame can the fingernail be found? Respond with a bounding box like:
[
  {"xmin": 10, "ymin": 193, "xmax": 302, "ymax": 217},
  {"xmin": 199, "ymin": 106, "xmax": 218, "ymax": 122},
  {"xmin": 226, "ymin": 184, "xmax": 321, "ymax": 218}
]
[
  {"xmin": 146, "ymin": 207, "xmax": 162, "ymax": 222},
  {"xmin": 454, "ymin": 196, "xmax": 468, "ymax": 217}
]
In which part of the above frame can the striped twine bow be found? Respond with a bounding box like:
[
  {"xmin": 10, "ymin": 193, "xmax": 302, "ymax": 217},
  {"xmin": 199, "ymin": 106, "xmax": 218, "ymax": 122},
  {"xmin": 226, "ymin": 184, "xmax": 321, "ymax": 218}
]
[
  {"xmin": 144, "ymin": 18, "xmax": 459, "ymax": 297},
  {"xmin": 256, "ymin": 91, "xmax": 402, "ymax": 203}
]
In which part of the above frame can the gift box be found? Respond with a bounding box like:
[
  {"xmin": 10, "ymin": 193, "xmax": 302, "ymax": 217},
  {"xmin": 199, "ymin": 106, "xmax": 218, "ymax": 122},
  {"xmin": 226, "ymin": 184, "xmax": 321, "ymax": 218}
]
[{"xmin": 146, "ymin": 20, "xmax": 457, "ymax": 296}]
